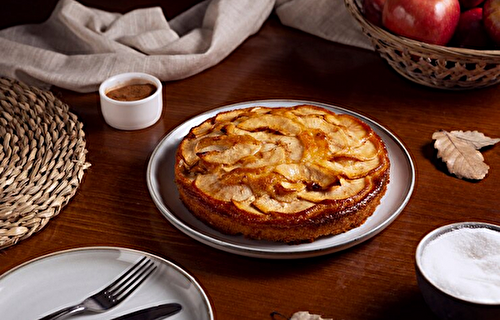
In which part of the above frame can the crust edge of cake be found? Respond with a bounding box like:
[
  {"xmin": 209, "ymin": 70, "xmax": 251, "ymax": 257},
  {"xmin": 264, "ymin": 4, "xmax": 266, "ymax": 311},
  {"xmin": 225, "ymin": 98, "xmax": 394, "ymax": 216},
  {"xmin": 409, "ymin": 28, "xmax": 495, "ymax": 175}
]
[{"xmin": 176, "ymin": 169, "xmax": 389, "ymax": 243}]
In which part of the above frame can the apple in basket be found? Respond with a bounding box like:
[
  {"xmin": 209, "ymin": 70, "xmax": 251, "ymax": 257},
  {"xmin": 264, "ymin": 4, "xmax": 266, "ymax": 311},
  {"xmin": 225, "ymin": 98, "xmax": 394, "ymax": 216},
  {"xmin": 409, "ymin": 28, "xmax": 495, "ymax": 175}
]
[
  {"xmin": 451, "ymin": 8, "xmax": 492, "ymax": 48},
  {"xmin": 484, "ymin": 0, "xmax": 500, "ymax": 45},
  {"xmin": 362, "ymin": 0, "xmax": 387, "ymax": 26},
  {"xmin": 382, "ymin": 0, "xmax": 461, "ymax": 45}
]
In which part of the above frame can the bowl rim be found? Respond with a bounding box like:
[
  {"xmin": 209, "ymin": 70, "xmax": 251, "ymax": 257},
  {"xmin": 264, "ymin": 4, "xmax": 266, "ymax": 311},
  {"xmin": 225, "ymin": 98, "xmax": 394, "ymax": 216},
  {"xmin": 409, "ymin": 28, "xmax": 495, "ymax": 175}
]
[{"xmin": 415, "ymin": 221, "xmax": 500, "ymax": 306}]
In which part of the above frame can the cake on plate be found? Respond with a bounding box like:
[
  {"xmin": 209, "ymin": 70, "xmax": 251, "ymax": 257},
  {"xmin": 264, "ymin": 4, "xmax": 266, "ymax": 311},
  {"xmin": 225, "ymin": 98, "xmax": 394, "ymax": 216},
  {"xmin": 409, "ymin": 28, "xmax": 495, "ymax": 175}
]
[{"xmin": 174, "ymin": 105, "xmax": 390, "ymax": 243}]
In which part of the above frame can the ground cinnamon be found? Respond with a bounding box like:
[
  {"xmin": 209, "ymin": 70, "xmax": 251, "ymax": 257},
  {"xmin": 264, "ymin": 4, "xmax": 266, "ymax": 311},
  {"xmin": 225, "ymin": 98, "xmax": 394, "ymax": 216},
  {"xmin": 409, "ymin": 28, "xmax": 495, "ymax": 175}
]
[{"xmin": 106, "ymin": 83, "xmax": 157, "ymax": 101}]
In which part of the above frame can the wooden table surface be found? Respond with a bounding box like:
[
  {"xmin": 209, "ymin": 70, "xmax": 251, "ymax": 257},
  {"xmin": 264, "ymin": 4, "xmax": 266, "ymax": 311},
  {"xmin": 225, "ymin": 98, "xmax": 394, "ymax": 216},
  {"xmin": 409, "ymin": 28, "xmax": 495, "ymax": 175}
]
[{"xmin": 1, "ymin": 1, "xmax": 499, "ymax": 319}]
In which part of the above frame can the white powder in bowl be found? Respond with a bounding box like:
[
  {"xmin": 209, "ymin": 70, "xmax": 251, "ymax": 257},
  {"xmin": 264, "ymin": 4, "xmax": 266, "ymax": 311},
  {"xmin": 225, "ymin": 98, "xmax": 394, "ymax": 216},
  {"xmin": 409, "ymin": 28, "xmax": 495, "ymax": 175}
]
[{"xmin": 421, "ymin": 227, "xmax": 500, "ymax": 304}]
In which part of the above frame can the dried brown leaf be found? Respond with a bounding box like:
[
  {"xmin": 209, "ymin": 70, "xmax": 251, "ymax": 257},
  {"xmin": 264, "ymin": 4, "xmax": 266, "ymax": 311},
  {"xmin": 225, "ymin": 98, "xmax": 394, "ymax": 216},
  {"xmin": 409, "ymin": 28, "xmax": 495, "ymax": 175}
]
[
  {"xmin": 432, "ymin": 130, "xmax": 499, "ymax": 180},
  {"xmin": 449, "ymin": 130, "xmax": 500, "ymax": 150}
]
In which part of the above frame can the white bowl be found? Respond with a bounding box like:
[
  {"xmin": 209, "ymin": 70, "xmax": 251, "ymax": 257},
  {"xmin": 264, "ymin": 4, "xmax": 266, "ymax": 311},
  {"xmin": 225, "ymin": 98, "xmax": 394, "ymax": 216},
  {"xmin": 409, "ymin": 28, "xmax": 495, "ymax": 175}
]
[
  {"xmin": 99, "ymin": 72, "xmax": 162, "ymax": 130},
  {"xmin": 415, "ymin": 222, "xmax": 500, "ymax": 320}
]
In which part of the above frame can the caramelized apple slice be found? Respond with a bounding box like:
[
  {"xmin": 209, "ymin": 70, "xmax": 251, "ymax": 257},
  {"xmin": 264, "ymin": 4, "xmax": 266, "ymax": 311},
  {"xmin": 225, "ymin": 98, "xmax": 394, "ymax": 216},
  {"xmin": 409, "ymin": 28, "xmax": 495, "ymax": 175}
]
[
  {"xmin": 216, "ymin": 184, "xmax": 254, "ymax": 202},
  {"xmin": 274, "ymin": 163, "xmax": 303, "ymax": 181},
  {"xmin": 337, "ymin": 114, "xmax": 372, "ymax": 141},
  {"xmin": 253, "ymin": 194, "xmax": 315, "ymax": 214},
  {"xmin": 290, "ymin": 105, "xmax": 328, "ymax": 117},
  {"xmin": 298, "ymin": 177, "xmax": 368, "ymax": 202},
  {"xmin": 342, "ymin": 139, "xmax": 379, "ymax": 160},
  {"xmin": 274, "ymin": 163, "xmax": 338, "ymax": 188},
  {"xmin": 195, "ymin": 134, "xmax": 256, "ymax": 153},
  {"xmin": 198, "ymin": 145, "xmax": 260, "ymax": 165},
  {"xmin": 179, "ymin": 139, "xmax": 200, "ymax": 166},
  {"xmin": 194, "ymin": 174, "xmax": 253, "ymax": 202},
  {"xmin": 274, "ymin": 136, "xmax": 303, "ymax": 161},
  {"xmin": 232, "ymin": 198, "xmax": 263, "ymax": 216},
  {"xmin": 273, "ymin": 181, "xmax": 307, "ymax": 203},
  {"xmin": 280, "ymin": 181, "xmax": 306, "ymax": 191},
  {"xmin": 296, "ymin": 115, "xmax": 337, "ymax": 133},
  {"xmin": 190, "ymin": 120, "xmax": 215, "ymax": 137},
  {"xmin": 196, "ymin": 135, "xmax": 261, "ymax": 165},
  {"xmin": 246, "ymin": 145, "xmax": 286, "ymax": 168},
  {"xmin": 237, "ymin": 114, "xmax": 301, "ymax": 136},
  {"xmin": 249, "ymin": 107, "xmax": 272, "ymax": 115},
  {"xmin": 318, "ymin": 157, "xmax": 381, "ymax": 179},
  {"xmin": 215, "ymin": 109, "xmax": 245, "ymax": 123}
]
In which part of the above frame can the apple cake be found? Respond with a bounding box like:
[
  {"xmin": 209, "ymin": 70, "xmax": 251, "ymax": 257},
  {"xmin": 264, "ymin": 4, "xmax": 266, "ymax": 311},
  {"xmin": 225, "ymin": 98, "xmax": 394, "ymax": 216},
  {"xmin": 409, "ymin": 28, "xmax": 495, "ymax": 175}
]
[{"xmin": 174, "ymin": 105, "xmax": 390, "ymax": 243}]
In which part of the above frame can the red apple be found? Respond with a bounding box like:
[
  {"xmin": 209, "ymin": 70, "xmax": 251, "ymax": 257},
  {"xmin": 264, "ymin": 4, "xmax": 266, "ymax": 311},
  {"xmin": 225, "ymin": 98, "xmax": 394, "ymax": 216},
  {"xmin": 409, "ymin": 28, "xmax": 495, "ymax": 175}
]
[
  {"xmin": 363, "ymin": 0, "xmax": 387, "ymax": 26},
  {"xmin": 382, "ymin": 0, "xmax": 461, "ymax": 45},
  {"xmin": 458, "ymin": 0, "xmax": 485, "ymax": 9},
  {"xmin": 451, "ymin": 8, "xmax": 492, "ymax": 49},
  {"xmin": 484, "ymin": 0, "xmax": 500, "ymax": 45}
]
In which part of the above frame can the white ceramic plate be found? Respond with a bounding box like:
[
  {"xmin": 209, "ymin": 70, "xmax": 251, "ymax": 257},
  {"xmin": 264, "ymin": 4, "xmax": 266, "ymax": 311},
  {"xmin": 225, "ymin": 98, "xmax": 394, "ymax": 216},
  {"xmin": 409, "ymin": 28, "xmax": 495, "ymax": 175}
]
[
  {"xmin": 147, "ymin": 100, "xmax": 415, "ymax": 259},
  {"xmin": 0, "ymin": 247, "xmax": 214, "ymax": 320}
]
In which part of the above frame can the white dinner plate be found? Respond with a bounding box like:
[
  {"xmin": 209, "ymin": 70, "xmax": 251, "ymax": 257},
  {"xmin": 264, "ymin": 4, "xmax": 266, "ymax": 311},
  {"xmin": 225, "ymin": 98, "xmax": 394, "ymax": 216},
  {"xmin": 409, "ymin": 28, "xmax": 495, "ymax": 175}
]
[
  {"xmin": 0, "ymin": 247, "xmax": 214, "ymax": 320},
  {"xmin": 147, "ymin": 99, "xmax": 415, "ymax": 259}
]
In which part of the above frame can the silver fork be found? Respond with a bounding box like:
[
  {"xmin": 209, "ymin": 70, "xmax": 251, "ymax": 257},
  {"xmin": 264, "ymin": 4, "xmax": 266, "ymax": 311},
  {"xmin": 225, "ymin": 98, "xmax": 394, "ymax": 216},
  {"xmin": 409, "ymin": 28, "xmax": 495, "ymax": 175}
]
[{"xmin": 39, "ymin": 256, "xmax": 157, "ymax": 320}]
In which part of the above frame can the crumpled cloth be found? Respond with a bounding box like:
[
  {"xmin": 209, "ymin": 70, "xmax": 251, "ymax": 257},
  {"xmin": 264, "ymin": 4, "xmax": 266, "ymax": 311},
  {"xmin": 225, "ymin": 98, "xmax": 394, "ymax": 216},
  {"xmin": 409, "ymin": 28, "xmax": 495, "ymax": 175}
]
[{"xmin": 0, "ymin": 0, "xmax": 371, "ymax": 92}]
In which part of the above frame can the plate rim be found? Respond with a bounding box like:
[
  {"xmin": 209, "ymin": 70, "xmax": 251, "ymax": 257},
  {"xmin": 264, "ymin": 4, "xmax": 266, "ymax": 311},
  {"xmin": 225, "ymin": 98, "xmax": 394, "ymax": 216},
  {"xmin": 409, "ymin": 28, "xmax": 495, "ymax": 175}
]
[
  {"xmin": 147, "ymin": 99, "xmax": 416, "ymax": 259},
  {"xmin": 0, "ymin": 246, "xmax": 215, "ymax": 320}
]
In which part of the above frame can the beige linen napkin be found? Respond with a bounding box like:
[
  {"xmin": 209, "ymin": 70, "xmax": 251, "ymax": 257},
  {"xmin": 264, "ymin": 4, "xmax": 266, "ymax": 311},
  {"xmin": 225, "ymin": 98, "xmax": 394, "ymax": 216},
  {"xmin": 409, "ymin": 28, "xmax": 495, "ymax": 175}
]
[
  {"xmin": 0, "ymin": 0, "xmax": 273, "ymax": 92},
  {"xmin": 0, "ymin": 0, "xmax": 370, "ymax": 92}
]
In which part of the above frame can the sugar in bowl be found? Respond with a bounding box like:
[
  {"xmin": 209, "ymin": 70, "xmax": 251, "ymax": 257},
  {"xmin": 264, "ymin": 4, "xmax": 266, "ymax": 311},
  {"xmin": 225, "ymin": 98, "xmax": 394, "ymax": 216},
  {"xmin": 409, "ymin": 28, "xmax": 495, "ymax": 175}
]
[{"xmin": 415, "ymin": 222, "xmax": 500, "ymax": 320}]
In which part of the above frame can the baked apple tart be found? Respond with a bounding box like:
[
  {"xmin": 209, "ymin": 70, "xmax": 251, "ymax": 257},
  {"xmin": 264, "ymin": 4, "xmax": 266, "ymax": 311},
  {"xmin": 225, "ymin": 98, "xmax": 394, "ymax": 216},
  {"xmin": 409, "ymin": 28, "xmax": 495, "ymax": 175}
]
[{"xmin": 175, "ymin": 105, "xmax": 390, "ymax": 243}]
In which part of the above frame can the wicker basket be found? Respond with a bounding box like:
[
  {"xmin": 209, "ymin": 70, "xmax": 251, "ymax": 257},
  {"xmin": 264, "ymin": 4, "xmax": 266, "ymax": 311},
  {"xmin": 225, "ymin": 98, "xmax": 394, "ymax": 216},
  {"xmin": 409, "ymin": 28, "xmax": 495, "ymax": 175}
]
[
  {"xmin": 0, "ymin": 78, "xmax": 90, "ymax": 249},
  {"xmin": 344, "ymin": 0, "xmax": 500, "ymax": 90}
]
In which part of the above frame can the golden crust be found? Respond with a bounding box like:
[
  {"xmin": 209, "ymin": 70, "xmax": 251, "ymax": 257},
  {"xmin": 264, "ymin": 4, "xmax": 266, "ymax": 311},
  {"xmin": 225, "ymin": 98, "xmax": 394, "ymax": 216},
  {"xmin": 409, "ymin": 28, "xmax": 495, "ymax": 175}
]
[{"xmin": 175, "ymin": 105, "xmax": 390, "ymax": 243}]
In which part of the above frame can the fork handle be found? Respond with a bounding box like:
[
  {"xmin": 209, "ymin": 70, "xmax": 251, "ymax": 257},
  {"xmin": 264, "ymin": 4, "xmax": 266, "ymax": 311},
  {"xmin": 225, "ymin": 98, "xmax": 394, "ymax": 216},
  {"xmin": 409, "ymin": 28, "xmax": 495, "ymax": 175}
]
[{"xmin": 38, "ymin": 304, "xmax": 86, "ymax": 320}]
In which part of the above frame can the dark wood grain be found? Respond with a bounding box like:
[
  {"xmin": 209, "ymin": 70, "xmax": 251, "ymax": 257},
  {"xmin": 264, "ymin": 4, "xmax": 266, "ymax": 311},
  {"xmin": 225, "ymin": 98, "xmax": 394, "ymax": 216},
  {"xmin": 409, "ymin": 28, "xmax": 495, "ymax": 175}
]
[{"xmin": 1, "ymin": 2, "xmax": 499, "ymax": 320}]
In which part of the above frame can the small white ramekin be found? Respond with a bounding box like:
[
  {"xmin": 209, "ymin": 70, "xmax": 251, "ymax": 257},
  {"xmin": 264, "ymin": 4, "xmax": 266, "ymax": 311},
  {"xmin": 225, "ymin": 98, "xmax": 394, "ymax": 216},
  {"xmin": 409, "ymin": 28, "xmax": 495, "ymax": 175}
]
[{"xmin": 99, "ymin": 72, "xmax": 162, "ymax": 130}]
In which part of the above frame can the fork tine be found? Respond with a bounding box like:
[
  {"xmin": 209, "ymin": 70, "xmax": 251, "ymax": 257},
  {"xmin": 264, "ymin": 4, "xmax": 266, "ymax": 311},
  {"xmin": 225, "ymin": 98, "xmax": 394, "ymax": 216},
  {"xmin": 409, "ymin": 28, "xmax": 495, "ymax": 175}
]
[
  {"xmin": 102, "ymin": 256, "xmax": 148, "ymax": 292},
  {"xmin": 107, "ymin": 257, "xmax": 157, "ymax": 302}
]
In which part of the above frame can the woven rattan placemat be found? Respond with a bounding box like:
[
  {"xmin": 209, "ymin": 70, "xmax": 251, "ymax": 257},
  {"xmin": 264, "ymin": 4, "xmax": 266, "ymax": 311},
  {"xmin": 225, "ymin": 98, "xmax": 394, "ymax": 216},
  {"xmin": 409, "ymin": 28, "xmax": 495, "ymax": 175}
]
[{"xmin": 0, "ymin": 77, "xmax": 90, "ymax": 250}]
